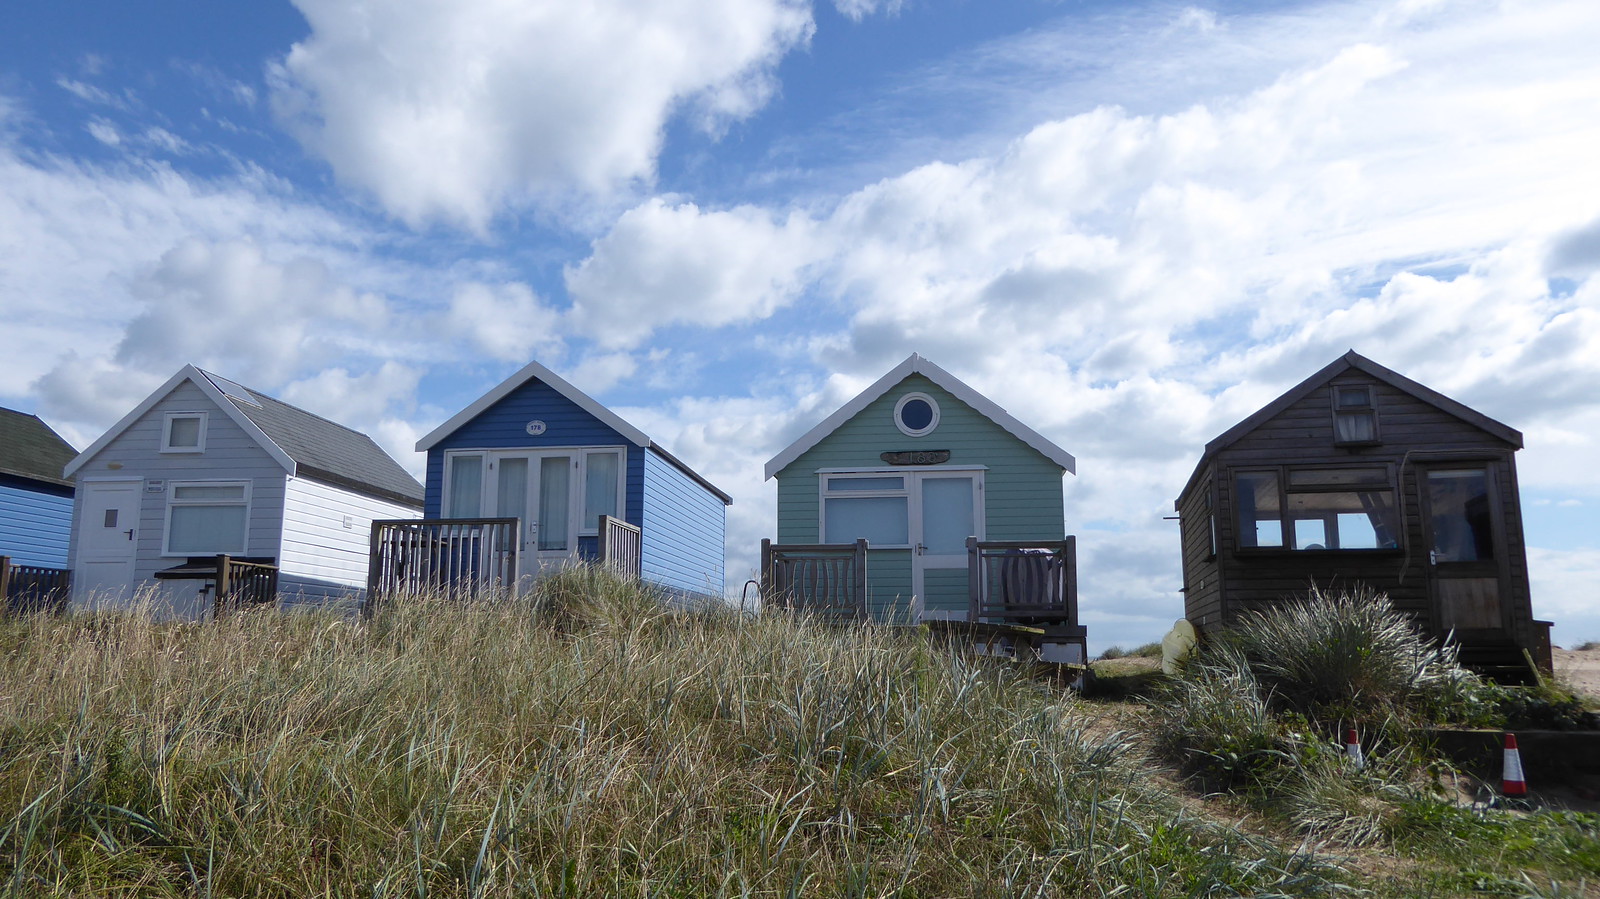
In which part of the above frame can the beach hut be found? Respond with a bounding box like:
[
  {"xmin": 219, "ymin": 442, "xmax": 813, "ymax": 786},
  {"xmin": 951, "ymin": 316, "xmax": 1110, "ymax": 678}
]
[
  {"xmin": 63, "ymin": 366, "xmax": 424, "ymax": 616},
  {"xmin": 401, "ymin": 358, "xmax": 731, "ymax": 602},
  {"xmin": 1174, "ymin": 350, "xmax": 1549, "ymax": 678},
  {"xmin": 763, "ymin": 354, "xmax": 1083, "ymax": 659}
]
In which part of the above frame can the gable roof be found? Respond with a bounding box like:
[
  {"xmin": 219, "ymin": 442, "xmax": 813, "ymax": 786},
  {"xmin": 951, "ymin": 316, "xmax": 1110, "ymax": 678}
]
[
  {"xmin": 416, "ymin": 358, "xmax": 731, "ymax": 505},
  {"xmin": 1205, "ymin": 350, "xmax": 1522, "ymax": 456},
  {"xmin": 0, "ymin": 407, "xmax": 78, "ymax": 488},
  {"xmin": 1178, "ymin": 350, "xmax": 1523, "ymax": 503},
  {"xmin": 63, "ymin": 366, "xmax": 424, "ymax": 506},
  {"xmin": 764, "ymin": 353, "xmax": 1077, "ymax": 480}
]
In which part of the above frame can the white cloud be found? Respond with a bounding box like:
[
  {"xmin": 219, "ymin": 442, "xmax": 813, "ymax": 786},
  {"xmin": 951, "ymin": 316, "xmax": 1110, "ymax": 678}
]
[
  {"xmin": 565, "ymin": 198, "xmax": 821, "ymax": 348},
  {"xmin": 442, "ymin": 281, "xmax": 564, "ymax": 363},
  {"xmin": 270, "ymin": 0, "xmax": 815, "ymax": 230}
]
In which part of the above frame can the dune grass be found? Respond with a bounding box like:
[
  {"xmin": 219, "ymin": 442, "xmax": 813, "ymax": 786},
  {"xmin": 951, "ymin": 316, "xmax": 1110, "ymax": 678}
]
[{"xmin": 0, "ymin": 570, "xmax": 1349, "ymax": 898}]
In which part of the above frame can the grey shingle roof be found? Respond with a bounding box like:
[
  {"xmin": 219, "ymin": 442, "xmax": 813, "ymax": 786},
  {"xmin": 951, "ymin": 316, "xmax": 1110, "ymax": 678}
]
[
  {"xmin": 198, "ymin": 372, "xmax": 424, "ymax": 507},
  {"xmin": 0, "ymin": 407, "xmax": 77, "ymax": 488}
]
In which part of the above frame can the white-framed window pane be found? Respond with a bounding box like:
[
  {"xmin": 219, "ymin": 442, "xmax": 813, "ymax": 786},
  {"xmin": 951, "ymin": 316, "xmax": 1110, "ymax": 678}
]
[
  {"xmin": 172, "ymin": 484, "xmax": 246, "ymax": 501},
  {"xmin": 826, "ymin": 476, "xmax": 904, "ymax": 491},
  {"xmin": 168, "ymin": 505, "xmax": 247, "ymax": 554},
  {"xmin": 920, "ymin": 478, "xmax": 974, "ymax": 554},
  {"xmin": 824, "ymin": 496, "xmax": 908, "ymax": 545},
  {"xmin": 539, "ymin": 456, "xmax": 570, "ymax": 551},
  {"xmin": 496, "ymin": 457, "xmax": 528, "ymax": 520},
  {"xmin": 447, "ymin": 455, "xmax": 483, "ymax": 518},
  {"xmin": 584, "ymin": 452, "xmax": 620, "ymax": 528},
  {"xmin": 167, "ymin": 416, "xmax": 201, "ymax": 448}
]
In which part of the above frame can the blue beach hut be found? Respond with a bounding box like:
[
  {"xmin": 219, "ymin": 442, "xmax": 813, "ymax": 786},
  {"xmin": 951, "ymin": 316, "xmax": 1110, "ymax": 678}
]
[{"xmin": 410, "ymin": 359, "xmax": 731, "ymax": 601}]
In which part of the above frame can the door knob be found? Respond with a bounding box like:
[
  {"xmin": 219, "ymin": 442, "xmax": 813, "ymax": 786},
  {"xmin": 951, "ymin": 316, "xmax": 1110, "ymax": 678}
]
[{"xmin": 124, "ymin": 529, "xmax": 135, "ymax": 540}]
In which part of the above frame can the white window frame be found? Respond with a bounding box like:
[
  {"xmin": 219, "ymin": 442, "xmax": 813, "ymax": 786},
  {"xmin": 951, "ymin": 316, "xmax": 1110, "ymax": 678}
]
[
  {"xmin": 441, "ymin": 451, "xmax": 486, "ymax": 518},
  {"xmin": 579, "ymin": 447, "xmax": 627, "ymax": 535},
  {"xmin": 893, "ymin": 392, "xmax": 941, "ymax": 437},
  {"xmin": 160, "ymin": 411, "xmax": 208, "ymax": 454},
  {"xmin": 162, "ymin": 479, "xmax": 251, "ymax": 556},
  {"xmin": 442, "ymin": 447, "xmax": 627, "ymax": 535},
  {"xmin": 816, "ymin": 466, "xmax": 988, "ymax": 550}
]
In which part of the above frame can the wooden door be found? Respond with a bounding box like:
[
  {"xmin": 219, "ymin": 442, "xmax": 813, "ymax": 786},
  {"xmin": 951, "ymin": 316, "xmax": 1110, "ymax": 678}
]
[{"xmin": 1420, "ymin": 466, "xmax": 1505, "ymax": 634}]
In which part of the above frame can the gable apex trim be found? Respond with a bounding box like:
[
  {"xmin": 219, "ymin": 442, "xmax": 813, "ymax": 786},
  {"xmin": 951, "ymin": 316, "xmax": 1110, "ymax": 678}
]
[
  {"xmin": 764, "ymin": 353, "xmax": 1076, "ymax": 480},
  {"xmin": 416, "ymin": 358, "xmax": 652, "ymax": 452},
  {"xmin": 1202, "ymin": 350, "xmax": 1522, "ymax": 459},
  {"xmin": 63, "ymin": 365, "xmax": 297, "ymax": 479}
]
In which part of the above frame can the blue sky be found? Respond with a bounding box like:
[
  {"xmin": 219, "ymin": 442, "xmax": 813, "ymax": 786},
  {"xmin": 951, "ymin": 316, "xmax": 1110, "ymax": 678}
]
[{"xmin": 4, "ymin": 0, "xmax": 1599, "ymax": 651}]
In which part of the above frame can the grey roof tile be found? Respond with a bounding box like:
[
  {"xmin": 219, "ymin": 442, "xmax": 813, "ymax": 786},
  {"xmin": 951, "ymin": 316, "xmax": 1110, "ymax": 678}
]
[{"xmin": 0, "ymin": 407, "xmax": 77, "ymax": 488}]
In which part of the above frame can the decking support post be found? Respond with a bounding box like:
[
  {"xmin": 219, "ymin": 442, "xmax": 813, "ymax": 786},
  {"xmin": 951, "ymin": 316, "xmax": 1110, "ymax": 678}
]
[
  {"xmin": 364, "ymin": 520, "xmax": 384, "ymax": 618},
  {"xmin": 1064, "ymin": 535, "xmax": 1078, "ymax": 625},
  {"xmin": 214, "ymin": 554, "xmax": 231, "ymax": 619},
  {"xmin": 853, "ymin": 538, "xmax": 869, "ymax": 619},
  {"xmin": 966, "ymin": 536, "xmax": 980, "ymax": 623},
  {"xmin": 0, "ymin": 556, "xmax": 11, "ymax": 610},
  {"xmin": 760, "ymin": 539, "xmax": 774, "ymax": 609}
]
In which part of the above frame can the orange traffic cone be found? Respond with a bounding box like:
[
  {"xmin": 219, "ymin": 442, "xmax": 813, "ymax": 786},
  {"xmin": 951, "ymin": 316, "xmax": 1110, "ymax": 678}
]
[
  {"xmin": 1501, "ymin": 733, "xmax": 1527, "ymax": 797},
  {"xmin": 1345, "ymin": 728, "xmax": 1364, "ymax": 770}
]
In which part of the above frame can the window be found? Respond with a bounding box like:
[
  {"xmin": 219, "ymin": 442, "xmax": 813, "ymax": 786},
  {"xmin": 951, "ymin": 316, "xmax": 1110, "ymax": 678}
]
[
  {"xmin": 161, "ymin": 412, "xmax": 207, "ymax": 453},
  {"xmin": 1236, "ymin": 467, "xmax": 1399, "ymax": 551},
  {"xmin": 1332, "ymin": 385, "xmax": 1379, "ymax": 446},
  {"xmin": 822, "ymin": 474, "xmax": 910, "ymax": 545},
  {"xmin": 164, "ymin": 481, "xmax": 249, "ymax": 555},
  {"xmin": 894, "ymin": 392, "xmax": 940, "ymax": 437},
  {"xmin": 446, "ymin": 454, "xmax": 484, "ymax": 518},
  {"xmin": 582, "ymin": 450, "xmax": 622, "ymax": 533}
]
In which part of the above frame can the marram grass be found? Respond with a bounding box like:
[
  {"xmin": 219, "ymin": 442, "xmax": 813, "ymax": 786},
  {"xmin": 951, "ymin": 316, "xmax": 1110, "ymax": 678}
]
[{"xmin": 0, "ymin": 572, "xmax": 1347, "ymax": 897}]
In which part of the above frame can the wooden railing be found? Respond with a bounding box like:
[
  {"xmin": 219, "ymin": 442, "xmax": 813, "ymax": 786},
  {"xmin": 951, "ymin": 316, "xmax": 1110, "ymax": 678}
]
[
  {"xmin": 760, "ymin": 539, "xmax": 869, "ymax": 620},
  {"xmin": 967, "ymin": 537, "xmax": 1077, "ymax": 625},
  {"xmin": 0, "ymin": 555, "xmax": 71, "ymax": 615},
  {"xmin": 597, "ymin": 514, "xmax": 641, "ymax": 576},
  {"xmin": 365, "ymin": 518, "xmax": 520, "ymax": 613},
  {"xmin": 212, "ymin": 556, "xmax": 279, "ymax": 615}
]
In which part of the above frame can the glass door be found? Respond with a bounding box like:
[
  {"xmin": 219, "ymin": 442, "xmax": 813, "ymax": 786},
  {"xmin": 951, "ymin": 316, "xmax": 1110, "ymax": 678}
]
[
  {"xmin": 912, "ymin": 473, "xmax": 982, "ymax": 615},
  {"xmin": 489, "ymin": 452, "xmax": 579, "ymax": 574},
  {"xmin": 1421, "ymin": 466, "xmax": 1504, "ymax": 633}
]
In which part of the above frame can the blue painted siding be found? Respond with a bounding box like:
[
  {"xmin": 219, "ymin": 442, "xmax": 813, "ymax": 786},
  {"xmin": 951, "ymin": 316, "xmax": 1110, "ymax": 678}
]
[
  {"xmin": 0, "ymin": 480, "xmax": 73, "ymax": 568},
  {"xmin": 424, "ymin": 377, "xmax": 643, "ymax": 523},
  {"xmin": 641, "ymin": 448, "xmax": 726, "ymax": 599}
]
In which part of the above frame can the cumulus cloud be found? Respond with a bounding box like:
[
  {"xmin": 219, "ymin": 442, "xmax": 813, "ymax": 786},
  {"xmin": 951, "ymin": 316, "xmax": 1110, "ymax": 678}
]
[
  {"xmin": 565, "ymin": 198, "xmax": 821, "ymax": 348},
  {"xmin": 442, "ymin": 281, "xmax": 564, "ymax": 363},
  {"xmin": 270, "ymin": 0, "xmax": 815, "ymax": 230}
]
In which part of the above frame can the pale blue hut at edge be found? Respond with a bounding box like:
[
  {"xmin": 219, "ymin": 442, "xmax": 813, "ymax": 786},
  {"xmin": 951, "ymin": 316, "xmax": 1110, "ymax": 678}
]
[
  {"xmin": 764, "ymin": 354, "xmax": 1079, "ymax": 636},
  {"xmin": 414, "ymin": 358, "xmax": 732, "ymax": 601},
  {"xmin": 0, "ymin": 407, "xmax": 77, "ymax": 569}
]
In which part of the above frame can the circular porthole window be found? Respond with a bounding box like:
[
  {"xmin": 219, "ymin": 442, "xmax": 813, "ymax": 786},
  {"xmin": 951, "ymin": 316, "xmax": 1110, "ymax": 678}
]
[{"xmin": 894, "ymin": 392, "xmax": 940, "ymax": 437}]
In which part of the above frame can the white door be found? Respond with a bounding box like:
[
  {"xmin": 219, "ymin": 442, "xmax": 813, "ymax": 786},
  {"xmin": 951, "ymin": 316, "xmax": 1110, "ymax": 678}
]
[
  {"xmin": 75, "ymin": 480, "xmax": 142, "ymax": 606},
  {"xmin": 912, "ymin": 473, "xmax": 983, "ymax": 614},
  {"xmin": 490, "ymin": 452, "xmax": 580, "ymax": 574}
]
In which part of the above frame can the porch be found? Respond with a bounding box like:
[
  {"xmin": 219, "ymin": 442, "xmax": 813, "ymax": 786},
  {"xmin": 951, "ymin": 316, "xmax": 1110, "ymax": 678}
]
[
  {"xmin": 364, "ymin": 514, "xmax": 642, "ymax": 609},
  {"xmin": 757, "ymin": 536, "xmax": 1086, "ymax": 663}
]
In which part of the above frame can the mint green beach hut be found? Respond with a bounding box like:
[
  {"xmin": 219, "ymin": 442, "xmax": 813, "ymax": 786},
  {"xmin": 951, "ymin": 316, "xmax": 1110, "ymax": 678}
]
[{"xmin": 763, "ymin": 354, "xmax": 1082, "ymax": 656}]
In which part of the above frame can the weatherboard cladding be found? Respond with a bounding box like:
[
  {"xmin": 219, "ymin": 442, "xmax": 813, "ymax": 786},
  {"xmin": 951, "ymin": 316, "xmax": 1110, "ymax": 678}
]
[
  {"xmin": 775, "ymin": 372, "xmax": 1065, "ymax": 615},
  {"xmin": 0, "ymin": 482, "xmax": 72, "ymax": 567},
  {"xmin": 641, "ymin": 448, "xmax": 726, "ymax": 598},
  {"xmin": 278, "ymin": 475, "xmax": 421, "ymax": 605},
  {"xmin": 0, "ymin": 407, "xmax": 78, "ymax": 488}
]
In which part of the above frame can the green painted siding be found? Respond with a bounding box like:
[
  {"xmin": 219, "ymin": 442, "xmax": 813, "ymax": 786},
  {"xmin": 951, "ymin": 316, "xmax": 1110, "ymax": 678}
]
[
  {"xmin": 867, "ymin": 551, "xmax": 915, "ymax": 619},
  {"xmin": 775, "ymin": 373, "xmax": 1065, "ymax": 620}
]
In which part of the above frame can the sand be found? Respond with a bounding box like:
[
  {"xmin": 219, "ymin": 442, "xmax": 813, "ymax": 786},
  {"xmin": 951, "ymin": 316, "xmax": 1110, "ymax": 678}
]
[{"xmin": 1552, "ymin": 645, "xmax": 1600, "ymax": 703}]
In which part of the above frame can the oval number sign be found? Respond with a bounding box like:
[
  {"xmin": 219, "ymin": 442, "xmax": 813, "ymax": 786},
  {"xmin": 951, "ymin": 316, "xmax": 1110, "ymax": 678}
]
[{"xmin": 525, "ymin": 420, "xmax": 547, "ymax": 436}]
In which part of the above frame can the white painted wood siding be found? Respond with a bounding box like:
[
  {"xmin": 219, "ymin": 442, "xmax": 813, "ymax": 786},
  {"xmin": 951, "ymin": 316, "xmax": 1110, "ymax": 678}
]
[{"xmin": 278, "ymin": 475, "xmax": 421, "ymax": 601}]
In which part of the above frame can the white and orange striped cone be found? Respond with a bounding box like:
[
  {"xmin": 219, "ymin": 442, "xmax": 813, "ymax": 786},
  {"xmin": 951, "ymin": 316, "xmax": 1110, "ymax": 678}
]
[
  {"xmin": 1345, "ymin": 728, "xmax": 1364, "ymax": 770},
  {"xmin": 1501, "ymin": 732, "xmax": 1527, "ymax": 798}
]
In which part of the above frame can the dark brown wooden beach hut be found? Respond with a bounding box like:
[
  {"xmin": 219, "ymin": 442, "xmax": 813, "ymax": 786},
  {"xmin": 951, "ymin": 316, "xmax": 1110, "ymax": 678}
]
[{"xmin": 1174, "ymin": 351, "xmax": 1551, "ymax": 679}]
